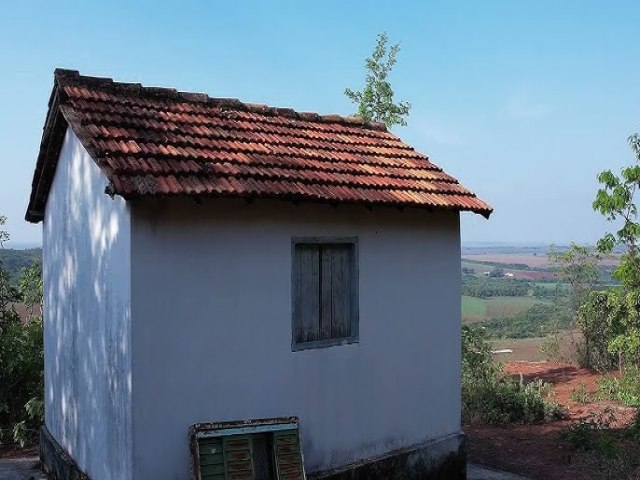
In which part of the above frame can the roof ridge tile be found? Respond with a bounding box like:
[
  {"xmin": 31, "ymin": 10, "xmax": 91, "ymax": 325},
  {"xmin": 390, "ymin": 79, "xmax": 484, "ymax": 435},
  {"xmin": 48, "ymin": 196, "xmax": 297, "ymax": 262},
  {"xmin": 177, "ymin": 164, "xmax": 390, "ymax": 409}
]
[{"xmin": 53, "ymin": 68, "xmax": 389, "ymax": 132}]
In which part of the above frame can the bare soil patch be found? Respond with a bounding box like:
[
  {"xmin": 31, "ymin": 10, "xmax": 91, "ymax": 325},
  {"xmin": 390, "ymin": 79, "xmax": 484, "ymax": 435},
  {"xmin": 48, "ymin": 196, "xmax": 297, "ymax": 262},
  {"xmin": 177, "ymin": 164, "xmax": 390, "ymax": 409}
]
[
  {"xmin": 467, "ymin": 362, "xmax": 640, "ymax": 480},
  {"xmin": 463, "ymin": 254, "xmax": 552, "ymax": 268}
]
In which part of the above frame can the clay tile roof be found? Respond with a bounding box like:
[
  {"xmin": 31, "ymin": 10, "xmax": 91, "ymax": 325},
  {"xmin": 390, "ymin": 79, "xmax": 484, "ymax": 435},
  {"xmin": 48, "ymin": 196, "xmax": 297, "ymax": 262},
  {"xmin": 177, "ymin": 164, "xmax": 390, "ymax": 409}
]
[{"xmin": 25, "ymin": 69, "xmax": 492, "ymax": 222}]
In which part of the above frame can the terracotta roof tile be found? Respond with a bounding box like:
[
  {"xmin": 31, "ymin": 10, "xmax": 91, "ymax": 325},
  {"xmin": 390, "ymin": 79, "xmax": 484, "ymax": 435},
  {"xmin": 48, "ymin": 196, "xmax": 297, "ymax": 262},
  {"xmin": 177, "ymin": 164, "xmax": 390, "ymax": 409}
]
[{"xmin": 25, "ymin": 69, "xmax": 492, "ymax": 222}]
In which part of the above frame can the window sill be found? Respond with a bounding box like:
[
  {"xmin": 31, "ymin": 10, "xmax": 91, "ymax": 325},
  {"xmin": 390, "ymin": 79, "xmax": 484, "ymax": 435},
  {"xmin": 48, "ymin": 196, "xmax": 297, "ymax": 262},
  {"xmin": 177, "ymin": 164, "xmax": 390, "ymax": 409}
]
[{"xmin": 292, "ymin": 337, "xmax": 359, "ymax": 352}]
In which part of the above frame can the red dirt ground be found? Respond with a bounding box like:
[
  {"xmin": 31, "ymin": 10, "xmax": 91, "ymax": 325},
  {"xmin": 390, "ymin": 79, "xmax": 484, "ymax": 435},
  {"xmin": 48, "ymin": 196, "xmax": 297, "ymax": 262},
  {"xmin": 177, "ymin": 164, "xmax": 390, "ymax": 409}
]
[{"xmin": 467, "ymin": 362, "xmax": 639, "ymax": 480}]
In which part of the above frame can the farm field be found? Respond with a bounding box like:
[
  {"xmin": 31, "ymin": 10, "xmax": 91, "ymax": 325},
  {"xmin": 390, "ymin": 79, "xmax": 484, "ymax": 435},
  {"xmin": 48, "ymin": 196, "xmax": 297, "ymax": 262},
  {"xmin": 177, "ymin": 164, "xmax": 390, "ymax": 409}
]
[
  {"xmin": 489, "ymin": 331, "xmax": 579, "ymax": 362},
  {"xmin": 461, "ymin": 295, "xmax": 551, "ymax": 323},
  {"xmin": 463, "ymin": 252, "xmax": 619, "ymax": 269},
  {"xmin": 462, "ymin": 258, "xmax": 557, "ymax": 280},
  {"xmin": 463, "ymin": 253, "xmax": 551, "ymax": 268},
  {"xmin": 490, "ymin": 337, "xmax": 545, "ymax": 361}
]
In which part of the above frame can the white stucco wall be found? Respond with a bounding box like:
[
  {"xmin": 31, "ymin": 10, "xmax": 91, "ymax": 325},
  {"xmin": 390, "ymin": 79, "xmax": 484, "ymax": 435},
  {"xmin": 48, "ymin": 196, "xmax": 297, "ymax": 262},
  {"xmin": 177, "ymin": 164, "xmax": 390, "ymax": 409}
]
[
  {"xmin": 130, "ymin": 199, "xmax": 462, "ymax": 479},
  {"xmin": 43, "ymin": 129, "xmax": 132, "ymax": 479}
]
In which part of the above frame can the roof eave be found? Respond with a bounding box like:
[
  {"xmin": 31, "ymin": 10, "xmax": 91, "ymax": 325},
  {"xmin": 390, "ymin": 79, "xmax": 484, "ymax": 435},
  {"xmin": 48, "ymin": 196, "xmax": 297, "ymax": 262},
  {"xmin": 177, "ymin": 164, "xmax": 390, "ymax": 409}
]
[
  {"xmin": 25, "ymin": 80, "xmax": 69, "ymax": 223},
  {"xmin": 117, "ymin": 186, "xmax": 493, "ymax": 218}
]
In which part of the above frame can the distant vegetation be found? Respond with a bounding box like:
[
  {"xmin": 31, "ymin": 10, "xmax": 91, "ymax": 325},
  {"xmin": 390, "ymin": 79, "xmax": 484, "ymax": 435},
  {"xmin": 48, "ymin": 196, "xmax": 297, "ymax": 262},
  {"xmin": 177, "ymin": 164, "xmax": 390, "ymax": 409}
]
[
  {"xmin": 462, "ymin": 132, "xmax": 640, "ymax": 470},
  {"xmin": 481, "ymin": 304, "xmax": 572, "ymax": 339},
  {"xmin": 0, "ymin": 248, "xmax": 41, "ymax": 282},
  {"xmin": 461, "ymin": 268, "xmax": 572, "ymax": 338},
  {"xmin": 465, "ymin": 260, "xmax": 534, "ymax": 271},
  {"xmin": 462, "ymin": 276, "xmax": 530, "ymax": 298},
  {"xmin": 461, "ymin": 249, "xmax": 615, "ymax": 341}
]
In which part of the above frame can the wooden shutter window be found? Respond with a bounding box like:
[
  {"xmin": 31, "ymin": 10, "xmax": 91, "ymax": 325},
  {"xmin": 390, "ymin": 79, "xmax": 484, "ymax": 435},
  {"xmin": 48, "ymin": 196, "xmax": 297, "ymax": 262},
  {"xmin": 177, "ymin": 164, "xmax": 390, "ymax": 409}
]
[
  {"xmin": 273, "ymin": 431, "xmax": 304, "ymax": 480},
  {"xmin": 323, "ymin": 244, "xmax": 352, "ymax": 339},
  {"xmin": 292, "ymin": 239, "xmax": 358, "ymax": 350},
  {"xmin": 192, "ymin": 418, "xmax": 306, "ymax": 480},
  {"xmin": 293, "ymin": 244, "xmax": 320, "ymax": 344},
  {"xmin": 197, "ymin": 437, "xmax": 226, "ymax": 479},
  {"xmin": 223, "ymin": 435, "xmax": 255, "ymax": 480}
]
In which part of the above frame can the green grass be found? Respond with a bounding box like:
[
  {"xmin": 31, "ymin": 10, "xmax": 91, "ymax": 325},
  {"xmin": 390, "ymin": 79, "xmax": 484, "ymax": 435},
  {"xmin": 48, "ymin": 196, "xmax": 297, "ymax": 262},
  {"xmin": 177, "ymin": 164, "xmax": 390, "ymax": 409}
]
[
  {"xmin": 462, "ymin": 296, "xmax": 487, "ymax": 322},
  {"xmin": 486, "ymin": 296, "xmax": 550, "ymax": 318},
  {"xmin": 462, "ymin": 295, "xmax": 551, "ymax": 323}
]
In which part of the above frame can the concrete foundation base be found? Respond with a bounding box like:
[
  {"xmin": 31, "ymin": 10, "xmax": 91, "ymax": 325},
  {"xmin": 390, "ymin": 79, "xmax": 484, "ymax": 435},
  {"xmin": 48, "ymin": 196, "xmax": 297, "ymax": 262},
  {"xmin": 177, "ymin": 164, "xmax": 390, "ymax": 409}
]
[
  {"xmin": 38, "ymin": 424, "xmax": 465, "ymax": 480},
  {"xmin": 39, "ymin": 425, "xmax": 89, "ymax": 480},
  {"xmin": 309, "ymin": 433, "xmax": 466, "ymax": 480}
]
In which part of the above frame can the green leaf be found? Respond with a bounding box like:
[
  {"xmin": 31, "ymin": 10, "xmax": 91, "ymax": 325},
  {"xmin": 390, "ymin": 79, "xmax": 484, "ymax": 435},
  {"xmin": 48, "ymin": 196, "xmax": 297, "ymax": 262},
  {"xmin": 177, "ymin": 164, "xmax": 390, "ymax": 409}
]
[{"xmin": 344, "ymin": 32, "xmax": 411, "ymax": 128}]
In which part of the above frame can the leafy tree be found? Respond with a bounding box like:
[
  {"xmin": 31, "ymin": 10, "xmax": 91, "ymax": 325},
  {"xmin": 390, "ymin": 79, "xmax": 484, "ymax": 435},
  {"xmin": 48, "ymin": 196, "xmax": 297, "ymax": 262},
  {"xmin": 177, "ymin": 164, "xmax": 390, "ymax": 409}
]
[
  {"xmin": 0, "ymin": 216, "xmax": 44, "ymax": 447},
  {"xmin": 0, "ymin": 217, "xmax": 18, "ymax": 324},
  {"xmin": 345, "ymin": 32, "xmax": 411, "ymax": 128},
  {"xmin": 488, "ymin": 266, "xmax": 504, "ymax": 278},
  {"xmin": 18, "ymin": 261, "xmax": 43, "ymax": 318},
  {"xmin": 549, "ymin": 244, "xmax": 603, "ymax": 365},
  {"xmin": 549, "ymin": 243, "xmax": 600, "ymax": 312},
  {"xmin": 0, "ymin": 216, "xmax": 8, "ymax": 247},
  {"xmin": 585, "ymin": 133, "xmax": 640, "ymax": 371},
  {"xmin": 577, "ymin": 291, "xmax": 619, "ymax": 370},
  {"xmin": 593, "ymin": 133, "xmax": 640, "ymax": 289}
]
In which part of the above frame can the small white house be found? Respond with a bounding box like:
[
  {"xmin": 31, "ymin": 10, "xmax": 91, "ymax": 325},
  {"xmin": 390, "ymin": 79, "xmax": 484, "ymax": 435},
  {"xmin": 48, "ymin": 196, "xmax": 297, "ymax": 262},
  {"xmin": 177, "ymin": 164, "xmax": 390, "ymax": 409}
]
[{"xmin": 26, "ymin": 70, "xmax": 491, "ymax": 480}]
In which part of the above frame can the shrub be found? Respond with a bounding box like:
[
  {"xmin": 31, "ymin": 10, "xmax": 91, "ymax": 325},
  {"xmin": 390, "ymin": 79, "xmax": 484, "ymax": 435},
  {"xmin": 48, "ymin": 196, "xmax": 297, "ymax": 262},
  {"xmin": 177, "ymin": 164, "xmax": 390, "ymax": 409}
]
[
  {"xmin": 595, "ymin": 368, "xmax": 640, "ymax": 407},
  {"xmin": 539, "ymin": 328, "xmax": 563, "ymax": 361},
  {"xmin": 462, "ymin": 325, "xmax": 565, "ymax": 425},
  {"xmin": 0, "ymin": 312, "xmax": 43, "ymax": 446},
  {"xmin": 561, "ymin": 408, "xmax": 618, "ymax": 454},
  {"xmin": 561, "ymin": 408, "xmax": 640, "ymax": 479},
  {"xmin": 570, "ymin": 382, "xmax": 591, "ymax": 404},
  {"xmin": 0, "ymin": 257, "xmax": 44, "ymax": 447},
  {"xmin": 617, "ymin": 366, "xmax": 640, "ymax": 407}
]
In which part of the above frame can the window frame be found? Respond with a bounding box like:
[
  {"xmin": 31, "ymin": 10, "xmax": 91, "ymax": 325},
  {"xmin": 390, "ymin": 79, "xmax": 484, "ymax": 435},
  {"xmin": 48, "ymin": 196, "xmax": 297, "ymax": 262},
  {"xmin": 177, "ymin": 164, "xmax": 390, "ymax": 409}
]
[
  {"xmin": 189, "ymin": 417, "xmax": 305, "ymax": 480},
  {"xmin": 291, "ymin": 236, "xmax": 360, "ymax": 351}
]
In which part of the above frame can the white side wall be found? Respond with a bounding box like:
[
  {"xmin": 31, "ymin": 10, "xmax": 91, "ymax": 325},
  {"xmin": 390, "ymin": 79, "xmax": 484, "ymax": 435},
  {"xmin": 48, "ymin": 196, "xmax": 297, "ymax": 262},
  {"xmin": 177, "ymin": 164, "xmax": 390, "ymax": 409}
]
[
  {"xmin": 43, "ymin": 129, "xmax": 132, "ymax": 479},
  {"xmin": 131, "ymin": 199, "xmax": 462, "ymax": 479}
]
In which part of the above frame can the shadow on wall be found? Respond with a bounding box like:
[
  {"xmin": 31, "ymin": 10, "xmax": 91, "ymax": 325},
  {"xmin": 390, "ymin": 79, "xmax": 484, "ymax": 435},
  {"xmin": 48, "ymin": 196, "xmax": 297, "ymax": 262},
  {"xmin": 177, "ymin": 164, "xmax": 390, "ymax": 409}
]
[{"xmin": 43, "ymin": 130, "xmax": 132, "ymax": 478}]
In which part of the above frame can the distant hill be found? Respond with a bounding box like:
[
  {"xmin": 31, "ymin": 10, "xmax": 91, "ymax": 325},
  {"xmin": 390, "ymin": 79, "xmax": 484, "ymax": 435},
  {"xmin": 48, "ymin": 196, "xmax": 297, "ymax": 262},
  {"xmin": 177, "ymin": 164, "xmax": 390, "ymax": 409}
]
[{"xmin": 0, "ymin": 248, "xmax": 42, "ymax": 281}]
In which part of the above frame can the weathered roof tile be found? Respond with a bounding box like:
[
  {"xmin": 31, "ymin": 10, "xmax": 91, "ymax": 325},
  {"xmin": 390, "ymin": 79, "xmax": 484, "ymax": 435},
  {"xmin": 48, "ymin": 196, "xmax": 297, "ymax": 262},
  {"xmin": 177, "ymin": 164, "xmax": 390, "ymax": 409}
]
[{"xmin": 25, "ymin": 69, "xmax": 492, "ymax": 222}]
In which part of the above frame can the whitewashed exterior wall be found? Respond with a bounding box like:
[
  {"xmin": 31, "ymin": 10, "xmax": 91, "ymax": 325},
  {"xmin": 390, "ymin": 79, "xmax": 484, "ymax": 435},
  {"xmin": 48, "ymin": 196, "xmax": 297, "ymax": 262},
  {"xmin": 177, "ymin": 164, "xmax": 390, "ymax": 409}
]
[
  {"xmin": 43, "ymin": 129, "xmax": 132, "ymax": 479},
  {"xmin": 130, "ymin": 199, "xmax": 462, "ymax": 479}
]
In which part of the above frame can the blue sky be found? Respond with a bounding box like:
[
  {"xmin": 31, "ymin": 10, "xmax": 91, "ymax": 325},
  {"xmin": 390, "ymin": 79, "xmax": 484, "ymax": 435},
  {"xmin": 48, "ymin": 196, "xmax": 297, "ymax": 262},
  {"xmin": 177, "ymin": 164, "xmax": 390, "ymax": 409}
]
[{"xmin": 1, "ymin": 0, "xmax": 639, "ymax": 246}]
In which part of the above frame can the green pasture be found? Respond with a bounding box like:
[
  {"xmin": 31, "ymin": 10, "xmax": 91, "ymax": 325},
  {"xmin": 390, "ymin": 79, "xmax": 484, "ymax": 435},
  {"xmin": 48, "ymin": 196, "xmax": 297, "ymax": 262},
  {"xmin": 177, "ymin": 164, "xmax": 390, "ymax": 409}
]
[{"xmin": 462, "ymin": 295, "xmax": 551, "ymax": 323}]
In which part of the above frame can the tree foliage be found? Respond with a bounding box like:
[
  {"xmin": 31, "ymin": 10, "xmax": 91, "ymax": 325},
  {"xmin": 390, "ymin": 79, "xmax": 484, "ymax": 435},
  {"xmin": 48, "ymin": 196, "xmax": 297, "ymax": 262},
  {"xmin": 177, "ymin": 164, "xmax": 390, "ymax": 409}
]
[
  {"xmin": 593, "ymin": 134, "xmax": 640, "ymax": 288},
  {"xmin": 345, "ymin": 32, "xmax": 411, "ymax": 128},
  {"xmin": 581, "ymin": 133, "xmax": 640, "ymax": 372},
  {"xmin": 549, "ymin": 243, "xmax": 600, "ymax": 312},
  {"xmin": 0, "ymin": 248, "xmax": 41, "ymax": 282},
  {"xmin": 0, "ymin": 216, "xmax": 8, "ymax": 247},
  {"xmin": 0, "ymin": 216, "xmax": 44, "ymax": 447},
  {"xmin": 481, "ymin": 303, "xmax": 572, "ymax": 339},
  {"xmin": 462, "ymin": 276, "xmax": 530, "ymax": 298}
]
